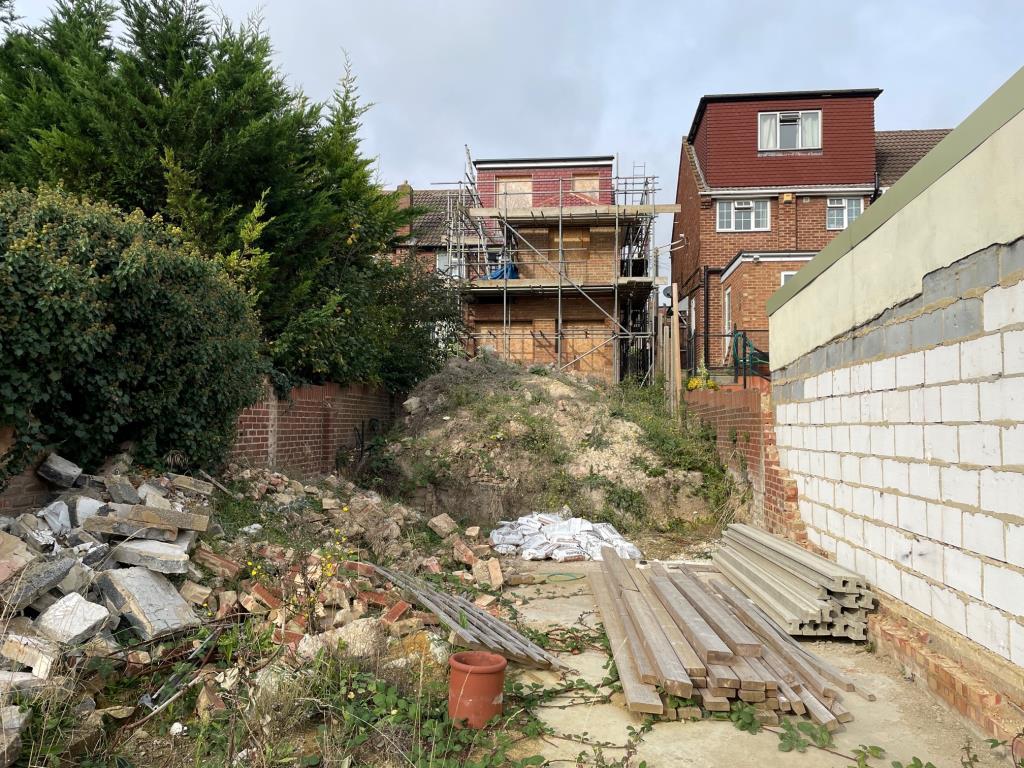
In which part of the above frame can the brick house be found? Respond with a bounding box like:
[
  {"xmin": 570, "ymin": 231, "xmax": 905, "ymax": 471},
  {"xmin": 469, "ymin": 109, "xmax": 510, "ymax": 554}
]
[
  {"xmin": 391, "ymin": 183, "xmax": 452, "ymax": 273},
  {"xmin": 447, "ymin": 155, "xmax": 677, "ymax": 382},
  {"xmin": 670, "ymin": 88, "xmax": 949, "ymax": 374}
]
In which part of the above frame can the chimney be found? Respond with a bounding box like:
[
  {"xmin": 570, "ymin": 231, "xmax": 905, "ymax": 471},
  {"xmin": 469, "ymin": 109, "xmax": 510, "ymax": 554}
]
[{"xmin": 397, "ymin": 180, "xmax": 413, "ymax": 238}]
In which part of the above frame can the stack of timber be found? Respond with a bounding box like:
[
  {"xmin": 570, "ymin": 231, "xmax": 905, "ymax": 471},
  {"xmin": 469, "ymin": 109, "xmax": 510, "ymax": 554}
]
[
  {"xmin": 713, "ymin": 524, "xmax": 876, "ymax": 640},
  {"xmin": 590, "ymin": 546, "xmax": 872, "ymax": 727}
]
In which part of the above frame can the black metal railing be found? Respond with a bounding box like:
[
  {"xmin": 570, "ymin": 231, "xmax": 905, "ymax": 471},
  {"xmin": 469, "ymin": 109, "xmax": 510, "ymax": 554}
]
[{"xmin": 683, "ymin": 328, "xmax": 770, "ymax": 389}]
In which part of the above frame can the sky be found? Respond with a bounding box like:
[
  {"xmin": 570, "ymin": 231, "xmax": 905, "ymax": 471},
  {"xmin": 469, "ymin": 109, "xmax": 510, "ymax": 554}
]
[{"xmin": 11, "ymin": 0, "xmax": 1024, "ymax": 257}]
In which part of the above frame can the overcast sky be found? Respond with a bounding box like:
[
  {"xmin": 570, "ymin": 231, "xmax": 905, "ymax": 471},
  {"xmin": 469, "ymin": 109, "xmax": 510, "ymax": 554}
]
[{"xmin": 11, "ymin": 0, "xmax": 1024, "ymax": 252}]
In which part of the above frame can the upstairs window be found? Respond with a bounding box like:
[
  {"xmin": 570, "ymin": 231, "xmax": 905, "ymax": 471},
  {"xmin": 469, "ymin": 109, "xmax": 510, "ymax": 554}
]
[
  {"xmin": 571, "ymin": 174, "xmax": 600, "ymax": 201},
  {"xmin": 826, "ymin": 197, "xmax": 864, "ymax": 230},
  {"xmin": 717, "ymin": 199, "xmax": 770, "ymax": 232},
  {"xmin": 758, "ymin": 110, "xmax": 822, "ymax": 151}
]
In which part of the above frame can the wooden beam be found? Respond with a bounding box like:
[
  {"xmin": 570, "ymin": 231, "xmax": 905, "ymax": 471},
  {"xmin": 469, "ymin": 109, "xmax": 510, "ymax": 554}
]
[{"xmin": 622, "ymin": 590, "xmax": 693, "ymax": 697}]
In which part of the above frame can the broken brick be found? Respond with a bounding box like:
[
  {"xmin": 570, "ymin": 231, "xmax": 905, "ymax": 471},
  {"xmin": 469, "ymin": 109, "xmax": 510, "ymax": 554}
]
[
  {"xmin": 193, "ymin": 548, "xmax": 241, "ymax": 579},
  {"xmin": 179, "ymin": 581, "xmax": 213, "ymax": 606},
  {"xmin": 248, "ymin": 583, "xmax": 284, "ymax": 611},
  {"xmin": 271, "ymin": 628, "xmax": 304, "ymax": 648},
  {"xmin": 452, "ymin": 537, "xmax": 477, "ymax": 566},
  {"xmin": 340, "ymin": 561, "xmax": 375, "ymax": 577},
  {"xmin": 0, "ymin": 532, "xmax": 35, "ymax": 585},
  {"xmin": 214, "ymin": 591, "xmax": 238, "ymax": 619},
  {"xmin": 428, "ymin": 513, "xmax": 458, "ymax": 538},
  {"xmin": 421, "ymin": 557, "xmax": 442, "ymax": 574},
  {"xmin": 381, "ymin": 600, "xmax": 411, "ymax": 625},
  {"xmin": 357, "ymin": 590, "xmax": 391, "ymax": 607},
  {"xmin": 473, "ymin": 594, "xmax": 498, "ymax": 609},
  {"xmin": 486, "ymin": 558, "xmax": 504, "ymax": 590}
]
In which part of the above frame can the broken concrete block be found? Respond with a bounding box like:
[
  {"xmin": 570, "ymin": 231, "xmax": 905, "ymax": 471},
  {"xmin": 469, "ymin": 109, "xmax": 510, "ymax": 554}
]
[
  {"xmin": 83, "ymin": 514, "xmax": 177, "ymax": 542},
  {"xmin": 37, "ymin": 454, "xmax": 81, "ymax": 488},
  {"xmin": 428, "ymin": 513, "xmax": 458, "ymax": 538},
  {"xmin": 57, "ymin": 562, "xmax": 93, "ymax": 595},
  {"xmin": 140, "ymin": 491, "xmax": 173, "ymax": 511},
  {"xmin": 137, "ymin": 482, "xmax": 167, "ymax": 501},
  {"xmin": 80, "ymin": 543, "xmax": 110, "ymax": 568},
  {"xmin": 108, "ymin": 504, "xmax": 209, "ymax": 532},
  {"xmin": 486, "ymin": 558, "xmax": 504, "ymax": 590},
  {"xmin": 470, "ymin": 543, "xmax": 491, "ymax": 558},
  {"xmin": 388, "ymin": 617, "xmax": 423, "ymax": 637},
  {"xmin": 178, "ymin": 580, "xmax": 212, "ymax": 606},
  {"xmin": 71, "ymin": 496, "xmax": 104, "ymax": 526},
  {"xmin": 96, "ymin": 567, "xmax": 201, "ymax": 641},
  {"xmin": 0, "ymin": 672, "xmax": 48, "ymax": 704},
  {"xmin": 452, "ymin": 537, "xmax": 478, "ymax": 566},
  {"xmin": 167, "ymin": 474, "xmax": 214, "ymax": 496},
  {"xmin": 0, "ymin": 531, "xmax": 36, "ymax": 585},
  {"xmin": 464, "ymin": 526, "xmax": 481, "ymax": 539},
  {"xmin": 1, "ymin": 634, "xmax": 59, "ymax": 678},
  {"xmin": 192, "ymin": 547, "xmax": 241, "ymax": 579},
  {"xmin": 0, "ymin": 704, "xmax": 29, "ymax": 767},
  {"xmin": 35, "ymin": 593, "xmax": 110, "ymax": 645},
  {"xmin": 109, "ymin": 540, "xmax": 189, "ymax": 574},
  {"xmin": 321, "ymin": 496, "xmax": 340, "ymax": 510},
  {"xmin": 104, "ymin": 476, "xmax": 141, "ymax": 505},
  {"xmin": 29, "ymin": 591, "xmax": 60, "ymax": 612},
  {"xmin": 421, "ymin": 557, "xmax": 442, "ymax": 574},
  {"xmin": 471, "ymin": 559, "xmax": 489, "ymax": 584},
  {"xmin": 38, "ymin": 501, "xmax": 71, "ymax": 534},
  {"xmin": 1, "ymin": 557, "xmax": 75, "ymax": 611},
  {"xmin": 473, "ymin": 594, "xmax": 498, "ymax": 609},
  {"xmin": 11, "ymin": 514, "xmax": 56, "ymax": 552}
]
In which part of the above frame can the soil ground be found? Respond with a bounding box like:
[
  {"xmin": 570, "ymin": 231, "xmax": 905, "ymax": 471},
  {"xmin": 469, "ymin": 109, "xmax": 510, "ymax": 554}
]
[{"xmin": 507, "ymin": 559, "xmax": 1002, "ymax": 768}]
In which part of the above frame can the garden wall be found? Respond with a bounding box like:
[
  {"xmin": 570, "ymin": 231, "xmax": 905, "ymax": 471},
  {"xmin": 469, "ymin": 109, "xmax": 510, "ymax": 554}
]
[{"xmin": 230, "ymin": 381, "xmax": 397, "ymax": 476}]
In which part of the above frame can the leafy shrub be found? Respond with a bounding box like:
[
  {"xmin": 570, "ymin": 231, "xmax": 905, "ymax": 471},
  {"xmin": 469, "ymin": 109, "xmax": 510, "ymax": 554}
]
[{"xmin": 0, "ymin": 185, "xmax": 263, "ymax": 486}]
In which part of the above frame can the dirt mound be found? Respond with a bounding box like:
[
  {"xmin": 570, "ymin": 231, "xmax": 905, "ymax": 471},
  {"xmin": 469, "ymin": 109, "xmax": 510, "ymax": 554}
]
[{"xmin": 361, "ymin": 356, "xmax": 718, "ymax": 536}]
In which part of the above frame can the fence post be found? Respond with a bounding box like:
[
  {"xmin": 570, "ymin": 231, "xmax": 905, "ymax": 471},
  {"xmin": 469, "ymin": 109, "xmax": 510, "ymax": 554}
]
[{"xmin": 671, "ymin": 283, "xmax": 683, "ymax": 415}]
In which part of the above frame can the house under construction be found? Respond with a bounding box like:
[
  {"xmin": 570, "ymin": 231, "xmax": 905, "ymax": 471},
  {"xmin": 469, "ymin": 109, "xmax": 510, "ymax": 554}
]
[{"xmin": 442, "ymin": 152, "xmax": 678, "ymax": 383}]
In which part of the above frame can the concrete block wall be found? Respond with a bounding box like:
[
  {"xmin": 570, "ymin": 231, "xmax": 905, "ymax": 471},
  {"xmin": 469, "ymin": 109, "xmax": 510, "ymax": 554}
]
[{"xmin": 773, "ymin": 238, "xmax": 1024, "ymax": 693}]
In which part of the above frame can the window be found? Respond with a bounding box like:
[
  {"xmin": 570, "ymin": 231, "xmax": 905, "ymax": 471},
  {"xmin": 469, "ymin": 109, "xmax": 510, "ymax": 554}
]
[
  {"xmin": 781, "ymin": 271, "xmax": 797, "ymax": 286},
  {"xmin": 436, "ymin": 249, "xmax": 451, "ymax": 274},
  {"xmin": 495, "ymin": 176, "xmax": 532, "ymax": 210},
  {"xmin": 758, "ymin": 110, "xmax": 822, "ymax": 151},
  {"xmin": 826, "ymin": 197, "xmax": 864, "ymax": 230},
  {"xmin": 716, "ymin": 199, "xmax": 770, "ymax": 231},
  {"xmin": 571, "ymin": 174, "xmax": 600, "ymax": 201},
  {"xmin": 723, "ymin": 287, "xmax": 732, "ymax": 334}
]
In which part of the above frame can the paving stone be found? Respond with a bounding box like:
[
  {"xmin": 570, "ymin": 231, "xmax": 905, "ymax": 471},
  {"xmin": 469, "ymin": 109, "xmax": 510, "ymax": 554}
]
[
  {"xmin": 37, "ymin": 454, "xmax": 82, "ymax": 488},
  {"xmin": 37, "ymin": 501, "xmax": 71, "ymax": 535},
  {"xmin": 108, "ymin": 503, "xmax": 209, "ymax": 532},
  {"xmin": 428, "ymin": 513, "xmax": 458, "ymax": 537},
  {"xmin": 34, "ymin": 593, "xmax": 110, "ymax": 645},
  {"xmin": 104, "ymin": 476, "xmax": 141, "ymax": 505},
  {"xmin": 0, "ymin": 557, "xmax": 75, "ymax": 611},
  {"xmin": 109, "ymin": 539, "xmax": 190, "ymax": 574},
  {"xmin": 0, "ymin": 532, "xmax": 36, "ymax": 585},
  {"xmin": 0, "ymin": 634, "xmax": 59, "ymax": 678},
  {"xmin": 97, "ymin": 567, "xmax": 201, "ymax": 641},
  {"xmin": 83, "ymin": 515, "xmax": 177, "ymax": 542},
  {"xmin": 167, "ymin": 474, "xmax": 214, "ymax": 496}
]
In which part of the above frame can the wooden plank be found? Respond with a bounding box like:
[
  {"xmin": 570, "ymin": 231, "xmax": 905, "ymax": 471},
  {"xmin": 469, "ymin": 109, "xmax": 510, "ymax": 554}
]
[
  {"xmin": 603, "ymin": 569, "xmax": 659, "ymax": 685},
  {"xmin": 588, "ymin": 573, "xmax": 663, "ymax": 714},
  {"xmin": 622, "ymin": 590, "xmax": 693, "ymax": 697},
  {"xmin": 659, "ymin": 564, "xmax": 763, "ymax": 657},
  {"xmin": 602, "ymin": 547, "xmax": 640, "ymax": 593},
  {"xmin": 707, "ymin": 663, "xmax": 739, "ymax": 689},
  {"xmin": 745, "ymin": 656, "xmax": 778, "ymax": 692},
  {"xmin": 730, "ymin": 656, "xmax": 766, "ymax": 691},
  {"xmin": 649, "ymin": 575, "xmax": 734, "ymax": 665},
  {"xmin": 694, "ymin": 688, "xmax": 730, "ymax": 712},
  {"xmin": 710, "ymin": 578, "xmax": 840, "ymax": 702},
  {"xmin": 631, "ymin": 570, "xmax": 706, "ymax": 676},
  {"xmin": 829, "ymin": 700, "xmax": 854, "ymax": 723},
  {"xmin": 797, "ymin": 687, "xmax": 841, "ymax": 732}
]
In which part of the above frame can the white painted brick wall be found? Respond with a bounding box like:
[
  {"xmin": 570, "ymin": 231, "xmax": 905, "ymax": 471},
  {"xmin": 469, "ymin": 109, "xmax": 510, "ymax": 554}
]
[
  {"xmin": 925, "ymin": 344, "xmax": 960, "ymax": 385},
  {"xmin": 983, "ymin": 278, "xmax": 1024, "ymax": 331},
  {"xmin": 1004, "ymin": 330, "xmax": 1024, "ymax": 375}
]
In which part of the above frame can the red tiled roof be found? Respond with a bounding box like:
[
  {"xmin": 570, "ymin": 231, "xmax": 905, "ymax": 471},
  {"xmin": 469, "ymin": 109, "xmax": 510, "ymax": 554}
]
[
  {"xmin": 874, "ymin": 129, "xmax": 951, "ymax": 187},
  {"xmin": 404, "ymin": 189, "xmax": 450, "ymax": 247}
]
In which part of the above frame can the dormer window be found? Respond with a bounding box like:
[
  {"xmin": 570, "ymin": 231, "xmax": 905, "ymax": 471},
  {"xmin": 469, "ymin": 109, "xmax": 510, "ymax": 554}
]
[{"xmin": 758, "ymin": 110, "xmax": 822, "ymax": 151}]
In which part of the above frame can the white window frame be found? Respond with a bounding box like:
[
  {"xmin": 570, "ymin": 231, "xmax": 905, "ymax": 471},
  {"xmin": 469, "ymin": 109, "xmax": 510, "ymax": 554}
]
[
  {"xmin": 758, "ymin": 110, "xmax": 822, "ymax": 151},
  {"xmin": 716, "ymin": 199, "xmax": 771, "ymax": 232},
  {"xmin": 780, "ymin": 271, "xmax": 797, "ymax": 286},
  {"xmin": 826, "ymin": 197, "xmax": 864, "ymax": 230},
  {"xmin": 723, "ymin": 287, "xmax": 732, "ymax": 334}
]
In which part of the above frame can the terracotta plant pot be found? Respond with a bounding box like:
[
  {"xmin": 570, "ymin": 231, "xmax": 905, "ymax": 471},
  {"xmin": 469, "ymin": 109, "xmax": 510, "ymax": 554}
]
[{"xmin": 448, "ymin": 651, "xmax": 507, "ymax": 729}]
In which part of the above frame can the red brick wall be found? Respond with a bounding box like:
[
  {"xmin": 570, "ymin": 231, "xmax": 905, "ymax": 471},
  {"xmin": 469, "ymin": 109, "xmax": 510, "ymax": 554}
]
[
  {"xmin": 693, "ymin": 96, "xmax": 877, "ymax": 187},
  {"xmin": 230, "ymin": 382, "xmax": 397, "ymax": 476},
  {"xmin": 682, "ymin": 388, "xmax": 805, "ymax": 543},
  {"xmin": 721, "ymin": 258, "xmax": 813, "ymax": 360},
  {"xmin": 0, "ymin": 456, "xmax": 52, "ymax": 516},
  {"xmin": 476, "ymin": 165, "xmax": 614, "ymax": 208}
]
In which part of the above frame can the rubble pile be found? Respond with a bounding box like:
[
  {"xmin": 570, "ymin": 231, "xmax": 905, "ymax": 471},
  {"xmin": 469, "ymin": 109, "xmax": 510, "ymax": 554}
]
[
  {"xmin": 488, "ymin": 509, "xmax": 643, "ymax": 562},
  {"xmin": 0, "ymin": 454, "xmax": 540, "ymax": 763}
]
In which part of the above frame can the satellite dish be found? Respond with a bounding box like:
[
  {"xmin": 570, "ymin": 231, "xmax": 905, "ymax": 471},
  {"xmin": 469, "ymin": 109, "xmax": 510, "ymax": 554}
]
[{"xmin": 661, "ymin": 286, "xmax": 672, "ymax": 299}]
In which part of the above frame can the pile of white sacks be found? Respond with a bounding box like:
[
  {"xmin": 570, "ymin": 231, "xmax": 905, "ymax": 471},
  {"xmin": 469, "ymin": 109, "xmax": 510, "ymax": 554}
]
[{"xmin": 488, "ymin": 509, "xmax": 642, "ymax": 562}]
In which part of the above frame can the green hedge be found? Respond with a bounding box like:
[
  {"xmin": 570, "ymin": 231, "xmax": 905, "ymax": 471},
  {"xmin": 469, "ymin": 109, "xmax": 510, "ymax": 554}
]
[{"xmin": 0, "ymin": 185, "xmax": 264, "ymax": 486}]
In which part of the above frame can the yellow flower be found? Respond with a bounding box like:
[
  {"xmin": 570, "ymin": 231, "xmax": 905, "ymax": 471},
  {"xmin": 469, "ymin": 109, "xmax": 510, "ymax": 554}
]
[
  {"xmin": 347, "ymin": 691, "xmax": 355, "ymax": 700},
  {"xmin": 342, "ymin": 506, "xmax": 349, "ymax": 513}
]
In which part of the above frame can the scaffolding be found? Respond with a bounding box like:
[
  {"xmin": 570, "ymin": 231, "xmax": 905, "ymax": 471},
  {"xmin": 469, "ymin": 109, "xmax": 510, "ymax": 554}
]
[{"xmin": 441, "ymin": 149, "xmax": 673, "ymax": 383}]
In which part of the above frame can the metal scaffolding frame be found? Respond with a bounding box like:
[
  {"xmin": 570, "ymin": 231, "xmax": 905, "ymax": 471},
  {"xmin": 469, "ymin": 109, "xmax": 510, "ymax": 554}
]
[{"xmin": 440, "ymin": 149, "xmax": 665, "ymax": 383}]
